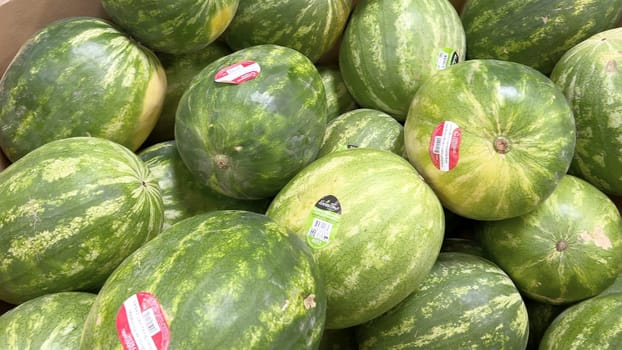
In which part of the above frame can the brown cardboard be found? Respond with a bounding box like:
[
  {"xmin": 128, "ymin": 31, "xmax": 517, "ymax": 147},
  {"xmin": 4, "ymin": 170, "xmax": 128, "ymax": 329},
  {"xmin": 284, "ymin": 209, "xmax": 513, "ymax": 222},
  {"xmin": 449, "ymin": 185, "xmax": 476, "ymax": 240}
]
[{"xmin": 0, "ymin": 0, "xmax": 108, "ymax": 76}]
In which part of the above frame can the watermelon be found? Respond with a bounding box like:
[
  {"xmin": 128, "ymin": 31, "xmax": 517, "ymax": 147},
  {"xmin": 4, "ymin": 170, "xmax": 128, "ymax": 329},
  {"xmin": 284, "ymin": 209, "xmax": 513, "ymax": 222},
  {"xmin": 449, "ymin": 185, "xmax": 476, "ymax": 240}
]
[
  {"xmin": 461, "ymin": 0, "xmax": 622, "ymax": 75},
  {"xmin": 356, "ymin": 252, "xmax": 529, "ymax": 349},
  {"xmin": 138, "ymin": 141, "xmax": 269, "ymax": 231},
  {"xmin": 0, "ymin": 292, "xmax": 96, "ymax": 349},
  {"xmin": 224, "ymin": 0, "xmax": 352, "ymax": 63},
  {"xmin": 404, "ymin": 59, "xmax": 576, "ymax": 221},
  {"xmin": 80, "ymin": 210, "xmax": 326, "ymax": 349},
  {"xmin": 440, "ymin": 237, "xmax": 485, "ymax": 257},
  {"xmin": 0, "ymin": 137, "xmax": 163, "ymax": 304},
  {"xmin": 550, "ymin": 28, "xmax": 622, "ymax": 196},
  {"xmin": 318, "ymin": 108, "xmax": 404, "ymax": 158},
  {"xmin": 539, "ymin": 293, "xmax": 622, "ymax": 349},
  {"xmin": 339, "ymin": 0, "xmax": 466, "ymax": 121},
  {"xmin": 175, "ymin": 44, "xmax": 327, "ymax": 200},
  {"xmin": 146, "ymin": 42, "xmax": 231, "ymax": 144},
  {"xmin": 101, "ymin": 0, "xmax": 238, "ymax": 54},
  {"xmin": 598, "ymin": 272, "xmax": 622, "ymax": 298},
  {"xmin": 266, "ymin": 148, "xmax": 445, "ymax": 329},
  {"xmin": 0, "ymin": 17, "xmax": 166, "ymax": 162},
  {"xmin": 318, "ymin": 65, "xmax": 358, "ymax": 122},
  {"xmin": 478, "ymin": 175, "xmax": 622, "ymax": 305}
]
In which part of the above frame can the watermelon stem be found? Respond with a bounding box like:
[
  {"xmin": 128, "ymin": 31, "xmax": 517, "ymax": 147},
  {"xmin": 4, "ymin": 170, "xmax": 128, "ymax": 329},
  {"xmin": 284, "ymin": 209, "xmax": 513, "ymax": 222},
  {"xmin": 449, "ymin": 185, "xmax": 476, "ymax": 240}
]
[
  {"xmin": 493, "ymin": 136, "xmax": 511, "ymax": 154},
  {"xmin": 556, "ymin": 240, "xmax": 568, "ymax": 252}
]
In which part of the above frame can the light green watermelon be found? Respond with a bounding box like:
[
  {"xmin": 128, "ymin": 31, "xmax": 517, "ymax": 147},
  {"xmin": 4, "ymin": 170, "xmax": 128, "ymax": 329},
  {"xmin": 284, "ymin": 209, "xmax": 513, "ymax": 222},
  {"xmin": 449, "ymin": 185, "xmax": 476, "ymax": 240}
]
[
  {"xmin": 224, "ymin": 0, "xmax": 352, "ymax": 63},
  {"xmin": 461, "ymin": 0, "xmax": 622, "ymax": 75},
  {"xmin": 0, "ymin": 292, "xmax": 96, "ymax": 349},
  {"xmin": 138, "ymin": 141, "xmax": 269, "ymax": 231},
  {"xmin": 478, "ymin": 175, "xmax": 622, "ymax": 305},
  {"xmin": 0, "ymin": 17, "xmax": 166, "ymax": 162},
  {"xmin": 356, "ymin": 252, "xmax": 529, "ymax": 349},
  {"xmin": 318, "ymin": 108, "xmax": 404, "ymax": 158},
  {"xmin": 80, "ymin": 210, "xmax": 326, "ymax": 349},
  {"xmin": 404, "ymin": 59, "xmax": 576, "ymax": 220},
  {"xmin": 339, "ymin": 0, "xmax": 466, "ymax": 120},
  {"xmin": 101, "ymin": 0, "xmax": 239, "ymax": 54},
  {"xmin": 146, "ymin": 42, "xmax": 231, "ymax": 144},
  {"xmin": 175, "ymin": 44, "xmax": 327, "ymax": 200},
  {"xmin": 0, "ymin": 137, "xmax": 163, "ymax": 304},
  {"xmin": 550, "ymin": 27, "xmax": 622, "ymax": 196},
  {"xmin": 539, "ymin": 293, "xmax": 622, "ymax": 349},
  {"xmin": 266, "ymin": 148, "xmax": 445, "ymax": 329}
]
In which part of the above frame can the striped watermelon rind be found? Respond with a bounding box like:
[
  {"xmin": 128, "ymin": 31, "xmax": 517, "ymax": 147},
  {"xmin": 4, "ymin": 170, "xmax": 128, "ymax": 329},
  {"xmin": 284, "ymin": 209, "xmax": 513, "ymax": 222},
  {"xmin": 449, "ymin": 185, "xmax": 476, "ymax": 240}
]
[
  {"xmin": 550, "ymin": 27, "xmax": 622, "ymax": 196},
  {"xmin": 101, "ymin": 0, "xmax": 239, "ymax": 54},
  {"xmin": 339, "ymin": 0, "xmax": 466, "ymax": 120},
  {"xmin": 404, "ymin": 59, "xmax": 576, "ymax": 220},
  {"xmin": 266, "ymin": 148, "xmax": 445, "ymax": 329},
  {"xmin": 224, "ymin": 0, "xmax": 353, "ymax": 63},
  {"xmin": 0, "ymin": 292, "xmax": 96, "ymax": 349},
  {"xmin": 461, "ymin": 0, "xmax": 622, "ymax": 75},
  {"xmin": 356, "ymin": 252, "xmax": 529, "ymax": 349},
  {"xmin": 80, "ymin": 210, "xmax": 326, "ymax": 349},
  {"xmin": 0, "ymin": 137, "xmax": 163, "ymax": 304},
  {"xmin": 478, "ymin": 175, "xmax": 622, "ymax": 305},
  {"xmin": 0, "ymin": 16, "xmax": 166, "ymax": 162},
  {"xmin": 318, "ymin": 65, "xmax": 358, "ymax": 122}
]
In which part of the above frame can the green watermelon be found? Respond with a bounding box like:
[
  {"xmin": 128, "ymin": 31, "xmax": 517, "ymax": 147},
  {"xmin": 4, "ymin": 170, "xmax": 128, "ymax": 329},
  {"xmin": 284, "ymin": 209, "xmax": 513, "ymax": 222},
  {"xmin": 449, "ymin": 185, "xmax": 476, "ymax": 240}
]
[
  {"xmin": 80, "ymin": 210, "xmax": 326, "ymax": 349},
  {"xmin": 138, "ymin": 141, "xmax": 269, "ymax": 231},
  {"xmin": 146, "ymin": 42, "xmax": 231, "ymax": 144},
  {"xmin": 0, "ymin": 137, "xmax": 163, "ymax": 304},
  {"xmin": 539, "ymin": 293, "xmax": 622, "ymax": 349},
  {"xmin": 0, "ymin": 292, "xmax": 96, "ymax": 349},
  {"xmin": 266, "ymin": 148, "xmax": 445, "ymax": 329},
  {"xmin": 0, "ymin": 17, "xmax": 166, "ymax": 162},
  {"xmin": 175, "ymin": 44, "xmax": 327, "ymax": 200},
  {"xmin": 478, "ymin": 175, "xmax": 622, "ymax": 305},
  {"xmin": 356, "ymin": 252, "xmax": 529, "ymax": 349},
  {"xmin": 461, "ymin": 0, "xmax": 622, "ymax": 75},
  {"xmin": 318, "ymin": 108, "xmax": 404, "ymax": 158},
  {"xmin": 404, "ymin": 59, "xmax": 576, "ymax": 221},
  {"xmin": 550, "ymin": 28, "xmax": 622, "ymax": 196},
  {"xmin": 598, "ymin": 272, "xmax": 622, "ymax": 298},
  {"xmin": 101, "ymin": 0, "xmax": 238, "ymax": 54},
  {"xmin": 318, "ymin": 65, "xmax": 358, "ymax": 122},
  {"xmin": 224, "ymin": 0, "xmax": 352, "ymax": 63},
  {"xmin": 339, "ymin": 0, "xmax": 466, "ymax": 121}
]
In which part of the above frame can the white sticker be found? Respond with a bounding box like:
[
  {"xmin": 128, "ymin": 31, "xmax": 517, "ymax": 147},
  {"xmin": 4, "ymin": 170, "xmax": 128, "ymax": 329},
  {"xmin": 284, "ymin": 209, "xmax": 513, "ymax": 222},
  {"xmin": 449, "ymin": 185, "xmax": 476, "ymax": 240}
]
[{"xmin": 214, "ymin": 60, "xmax": 261, "ymax": 84}]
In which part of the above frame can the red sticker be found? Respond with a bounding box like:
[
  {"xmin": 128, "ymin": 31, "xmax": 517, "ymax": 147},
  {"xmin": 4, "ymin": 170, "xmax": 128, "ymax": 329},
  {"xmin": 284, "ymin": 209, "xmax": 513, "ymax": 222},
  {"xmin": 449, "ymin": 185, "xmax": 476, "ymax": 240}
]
[
  {"xmin": 116, "ymin": 292, "xmax": 170, "ymax": 350},
  {"xmin": 429, "ymin": 121, "xmax": 461, "ymax": 171},
  {"xmin": 214, "ymin": 60, "xmax": 260, "ymax": 84}
]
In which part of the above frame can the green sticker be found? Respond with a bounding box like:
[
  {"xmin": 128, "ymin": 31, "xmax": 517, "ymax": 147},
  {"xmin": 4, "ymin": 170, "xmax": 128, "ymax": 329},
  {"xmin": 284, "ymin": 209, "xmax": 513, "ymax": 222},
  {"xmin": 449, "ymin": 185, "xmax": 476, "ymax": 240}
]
[
  {"xmin": 305, "ymin": 195, "xmax": 342, "ymax": 249},
  {"xmin": 437, "ymin": 48, "xmax": 459, "ymax": 70}
]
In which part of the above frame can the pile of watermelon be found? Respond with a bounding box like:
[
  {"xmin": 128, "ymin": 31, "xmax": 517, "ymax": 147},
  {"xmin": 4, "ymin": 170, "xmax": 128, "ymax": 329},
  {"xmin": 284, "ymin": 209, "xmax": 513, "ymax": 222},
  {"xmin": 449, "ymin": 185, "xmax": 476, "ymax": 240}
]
[{"xmin": 1, "ymin": 0, "xmax": 622, "ymax": 348}]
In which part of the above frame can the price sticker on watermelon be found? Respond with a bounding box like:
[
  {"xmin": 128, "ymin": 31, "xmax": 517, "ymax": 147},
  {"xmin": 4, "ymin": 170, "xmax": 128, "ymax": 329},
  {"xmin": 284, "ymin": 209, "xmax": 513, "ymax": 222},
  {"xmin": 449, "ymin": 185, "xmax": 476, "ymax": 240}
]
[
  {"xmin": 214, "ymin": 60, "xmax": 261, "ymax": 84},
  {"xmin": 116, "ymin": 292, "xmax": 170, "ymax": 350},
  {"xmin": 429, "ymin": 121, "xmax": 461, "ymax": 171}
]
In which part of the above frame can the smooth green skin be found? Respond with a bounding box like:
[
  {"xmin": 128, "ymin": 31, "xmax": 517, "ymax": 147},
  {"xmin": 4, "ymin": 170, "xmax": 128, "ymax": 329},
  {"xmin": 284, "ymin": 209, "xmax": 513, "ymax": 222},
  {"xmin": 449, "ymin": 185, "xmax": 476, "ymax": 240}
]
[
  {"xmin": 405, "ymin": 59, "xmax": 576, "ymax": 221},
  {"xmin": 356, "ymin": 253, "xmax": 529, "ymax": 350},
  {"xmin": 340, "ymin": 0, "xmax": 466, "ymax": 121},
  {"xmin": 0, "ymin": 17, "xmax": 166, "ymax": 162},
  {"xmin": 80, "ymin": 211, "xmax": 326, "ymax": 350},
  {"xmin": 551, "ymin": 28, "xmax": 622, "ymax": 196},
  {"xmin": 318, "ymin": 108, "xmax": 404, "ymax": 158},
  {"xmin": 266, "ymin": 148, "xmax": 445, "ymax": 329},
  {"xmin": 175, "ymin": 44, "xmax": 327, "ymax": 200},
  {"xmin": 146, "ymin": 42, "xmax": 231, "ymax": 144},
  {"xmin": 102, "ymin": 0, "xmax": 238, "ymax": 54},
  {"xmin": 539, "ymin": 294, "xmax": 622, "ymax": 349},
  {"xmin": 225, "ymin": 0, "xmax": 352, "ymax": 63},
  {"xmin": 479, "ymin": 175, "xmax": 622, "ymax": 305},
  {"xmin": 318, "ymin": 65, "xmax": 358, "ymax": 122},
  {"xmin": 462, "ymin": 0, "xmax": 622, "ymax": 75},
  {"xmin": 138, "ymin": 141, "xmax": 269, "ymax": 231},
  {"xmin": 0, "ymin": 137, "xmax": 163, "ymax": 304},
  {"xmin": 0, "ymin": 292, "xmax": 96, "ymax": 349},
  {"xmin": 598, "ymin": 272, "xmax": 622, "ymax": 298}
]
